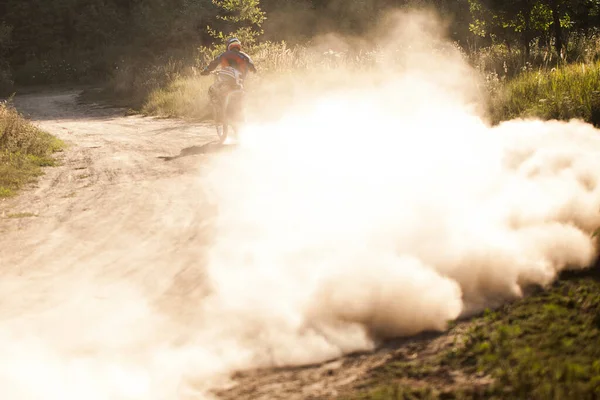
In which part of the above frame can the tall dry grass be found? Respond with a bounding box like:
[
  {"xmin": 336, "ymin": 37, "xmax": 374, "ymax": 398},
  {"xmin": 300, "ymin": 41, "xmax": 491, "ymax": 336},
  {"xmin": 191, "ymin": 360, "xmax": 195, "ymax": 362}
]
[
  {"xmin": 488, "ymin": 62, "xmax": 600, "ymax": 125},
  {"xmin": 0, "ymin": 102, "xmax": 64, "ymax": 197},
  {"xmin": 141, "ymin": 42, "xmax": 382, "ymax": 120},
  {"xmin": 105, "ymin": 34, "xmax": 600, "ymax": 127}
]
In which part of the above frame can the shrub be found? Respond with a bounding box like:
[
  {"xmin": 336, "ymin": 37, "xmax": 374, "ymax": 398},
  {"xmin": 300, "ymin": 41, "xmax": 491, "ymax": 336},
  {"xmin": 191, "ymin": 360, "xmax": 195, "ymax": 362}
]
[
  {"xmin": 0, "ymin": 101, "xmax": 64, "ymax": 197},
  {"xmin": 488, "ymin": 61, "xmax": 600, "ymax": 125}
]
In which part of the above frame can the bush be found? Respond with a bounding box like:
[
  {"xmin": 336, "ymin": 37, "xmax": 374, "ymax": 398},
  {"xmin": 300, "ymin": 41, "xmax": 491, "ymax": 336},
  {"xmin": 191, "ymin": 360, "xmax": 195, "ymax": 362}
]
[
  {"xmin": 488, "ymin": 61, "xmax": 600, "ymax": 125},
  {"xmin": 88, "ymin": 31, "xmax": 600, "ymax": 129},
  {"xmin": 141, "ymin": 73, "xmax": 213, "ymax": 119},
  {"xmin": 0, "ymin": 23, "xmax": 13, "ymax": 96},
  {"xmin": 0, "ymin": 63, "xmax": 13, "ymax": 96},
  {"xmin": 137, "ymin": 42, "xmax": 381, "ymax": 120},
  {"xmin": 0, "ymin": 101, "xmax": 64, "ymax": 197}
]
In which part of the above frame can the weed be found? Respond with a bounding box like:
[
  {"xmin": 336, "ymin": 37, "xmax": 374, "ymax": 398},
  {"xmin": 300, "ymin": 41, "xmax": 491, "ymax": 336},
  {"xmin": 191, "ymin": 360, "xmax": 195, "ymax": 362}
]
[
  {"xmin": 345, "ymin": 272, "xmax": 600, "ymax": 399},
  {"xmin": 0, "ymin": 102, "xmax": 64, "ymax": 196},
  {"xmin": 6, "ymin": 212, "xmax": 36, "ymax": 218},
  {"xmin": 488, "ymin": 61, "xmax": 600, "ymax": 125},
  {"xmin": 62, "ymin": 191, "xmax": 76, "ymax": 198},
  {"xmin": 0, "ymin": 186, "xmax": 13, "ymax": 197},
  {"xmin": 115, "ymin": 40, "xmax": 600, "ymax": 129}
]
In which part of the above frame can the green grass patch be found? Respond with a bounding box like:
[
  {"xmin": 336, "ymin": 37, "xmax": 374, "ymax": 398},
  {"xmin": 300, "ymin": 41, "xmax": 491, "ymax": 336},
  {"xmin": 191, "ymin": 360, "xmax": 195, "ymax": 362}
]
[
  {"xmin": 0, "ymin": 102, "xmax": 64, "ymax": 197},
  {"xmin": 447, "ymin": 276, "xmax": 600, "ymax": 399},
  {"xmin": 489, "ymin": 61, "xmax": 600, "ymax": 125},
  {"xmin": 346, "ymin": 270, "xmax": 600, "ymax": 399},
  {"xmin": 141, "ymin": 75, "xmax": 213, "ymax": 119},
  {"xmin": 6, "ymin": 212, "xmax": 36, "ymax": 218},
  {"xmin": 62, "ymin": 191, "xmax": 76, "ymax": 198}
]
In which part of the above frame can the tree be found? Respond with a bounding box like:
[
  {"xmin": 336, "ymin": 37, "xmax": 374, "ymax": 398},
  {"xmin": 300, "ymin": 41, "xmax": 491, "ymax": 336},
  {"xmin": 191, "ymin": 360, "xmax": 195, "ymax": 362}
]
[
  {"xmin": 207, "ymin": 0, "xmax": 266, "ymax": 47},
  {"xmin": 0, "ymin": 23, "xmax": 13, "ymax": 93},
  {"xmin": 469, "ymin": 0, "xmax": 583, "ymax": 58}
]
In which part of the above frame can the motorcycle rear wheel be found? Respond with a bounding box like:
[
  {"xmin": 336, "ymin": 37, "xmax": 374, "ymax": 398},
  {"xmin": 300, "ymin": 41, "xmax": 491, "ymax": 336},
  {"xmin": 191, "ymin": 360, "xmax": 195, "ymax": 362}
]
[{"xmin": 214, "ymin": 89, "xmax": 243, "ymax": 145}]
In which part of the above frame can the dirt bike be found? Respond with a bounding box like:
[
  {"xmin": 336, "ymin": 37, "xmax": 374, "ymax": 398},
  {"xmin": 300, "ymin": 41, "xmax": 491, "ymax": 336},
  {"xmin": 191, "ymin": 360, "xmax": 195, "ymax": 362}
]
[{"xmin": 209, "ymin": 68, "xmax": 246, "ymax": 144}]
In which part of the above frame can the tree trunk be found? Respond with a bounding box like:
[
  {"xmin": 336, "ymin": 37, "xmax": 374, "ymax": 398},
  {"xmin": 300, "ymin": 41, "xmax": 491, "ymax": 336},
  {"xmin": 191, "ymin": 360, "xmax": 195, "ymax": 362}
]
[
  {"xmin": 524, "ymin": 7, "xmax": 532, "ymax": 59},
  {"xmin": 551, "ymin": 0, "xmax": 564, "ymax": 58}
]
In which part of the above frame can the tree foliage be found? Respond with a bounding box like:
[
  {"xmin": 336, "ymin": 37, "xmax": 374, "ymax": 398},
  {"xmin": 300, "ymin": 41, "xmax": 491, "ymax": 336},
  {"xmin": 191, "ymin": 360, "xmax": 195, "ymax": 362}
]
[
  {"xmin": 470, "ymin": 0, "xmax": 600, "ymax": 58},
  {"xmin": 1, "ymin": 0, "xmax": 600, "ymax": 90},
  {"xmin": 207, "ymin": 0, "xmax": 266, "ymax": 47},
  {"xmin": 0, "ymin": 0, "xmax": 264, "ymax": 86}
]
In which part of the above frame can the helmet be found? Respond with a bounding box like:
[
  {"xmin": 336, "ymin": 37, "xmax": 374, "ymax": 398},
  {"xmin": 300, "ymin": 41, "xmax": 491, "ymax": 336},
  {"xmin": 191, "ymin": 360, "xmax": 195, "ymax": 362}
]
[{"xmin": 227, "ymin": 38, "xmax": 242, "ymax": 51}]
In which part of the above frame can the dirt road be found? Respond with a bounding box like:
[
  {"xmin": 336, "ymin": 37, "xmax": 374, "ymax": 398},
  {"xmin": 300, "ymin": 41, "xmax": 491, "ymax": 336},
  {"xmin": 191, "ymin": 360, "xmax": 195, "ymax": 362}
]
[
  {"xmin": 1, "ymin": 89, "xmax": 219, "ymax": 310},
  {"xmin": 0, "ymin": 90, "xmax": 473, "ymax": 399},
  {"xmin": 0, "ymin": 90, "xmax": 235, "ymax": 397}
]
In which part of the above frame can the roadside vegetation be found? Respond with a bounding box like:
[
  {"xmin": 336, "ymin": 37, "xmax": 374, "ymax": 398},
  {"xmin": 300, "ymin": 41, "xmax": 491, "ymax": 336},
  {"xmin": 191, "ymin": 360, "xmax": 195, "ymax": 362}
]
[
  {"xmin": 487, "ymin": 60, "xmax": 600, "ymax": 125},
  {"xmin": 475, "ymin": 35, "xmax": 600, "ymax": 125},
  {"xmin": 4, "ymin": 1, "xmax": 600, "ymax": 127},
  {"xmin": 0, "ymin": 101, "xmax": 64, "ymax": 197},
  {"xmin": 94, "ymin": 21, "xmax": 600, "ymax": 129},
  {"xmin": 140, "ymin": 40, "xmax": 600, "ymax": 125},
  {"xmin": 344, "ymin": 267, "xmax": 600, "ymax": 400}
]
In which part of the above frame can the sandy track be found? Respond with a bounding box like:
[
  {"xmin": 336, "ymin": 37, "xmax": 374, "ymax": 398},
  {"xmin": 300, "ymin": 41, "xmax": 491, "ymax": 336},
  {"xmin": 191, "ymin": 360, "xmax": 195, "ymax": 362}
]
[
  {"xmin": 2, "ymin": 91, "xmax": 214, "ymax": 273},
  {"xmin": 0, "ymin": 90, "xmax": 219, "ymax": 344}
]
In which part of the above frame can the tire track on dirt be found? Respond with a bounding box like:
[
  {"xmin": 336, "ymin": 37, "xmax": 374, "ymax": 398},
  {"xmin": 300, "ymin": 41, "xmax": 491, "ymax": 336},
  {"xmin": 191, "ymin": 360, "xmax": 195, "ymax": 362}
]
[{"xmin": 0, "ymin": 91, "xmax": 223, "ymax": 389}]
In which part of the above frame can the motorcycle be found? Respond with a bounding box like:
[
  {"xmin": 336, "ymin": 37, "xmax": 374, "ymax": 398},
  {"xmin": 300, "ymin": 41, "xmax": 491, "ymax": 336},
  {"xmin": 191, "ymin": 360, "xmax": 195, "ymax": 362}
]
[{"xmin": 209, "ymin": 67, "xmax": 246, "ymax": 144}]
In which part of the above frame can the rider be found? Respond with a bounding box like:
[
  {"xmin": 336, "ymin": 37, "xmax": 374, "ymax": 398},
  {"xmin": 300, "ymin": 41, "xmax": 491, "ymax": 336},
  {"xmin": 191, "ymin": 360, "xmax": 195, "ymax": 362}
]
[
  {"xmin": 201, "ymin": 38, "xmax": 256, "ymax": 79},
  {"xmin": 201, "ymin": 38, "xmax": 256, "ymax": 122}
]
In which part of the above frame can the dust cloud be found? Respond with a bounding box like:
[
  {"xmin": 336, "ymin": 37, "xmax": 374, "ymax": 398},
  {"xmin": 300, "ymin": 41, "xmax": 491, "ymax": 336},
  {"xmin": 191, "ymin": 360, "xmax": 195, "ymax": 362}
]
[
  {"xmin": 2, "ymin": 9, "xmax": 600, "ymax": 400},
  {"xmin": 202, "ymin": 5, "xmax": 600, "ymax": 380}
]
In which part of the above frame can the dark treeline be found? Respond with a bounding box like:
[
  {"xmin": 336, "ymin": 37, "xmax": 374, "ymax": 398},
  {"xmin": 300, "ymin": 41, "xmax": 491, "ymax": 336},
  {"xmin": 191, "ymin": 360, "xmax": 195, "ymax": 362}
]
[{"xmin": 2, "ymin": 0, "xmax": 600, "ymax": 93}]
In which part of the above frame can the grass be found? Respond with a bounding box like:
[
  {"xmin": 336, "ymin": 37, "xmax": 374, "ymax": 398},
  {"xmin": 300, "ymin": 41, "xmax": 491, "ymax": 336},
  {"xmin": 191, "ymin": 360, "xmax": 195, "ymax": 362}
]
[
  {"xmin": 95, "ymin": 41, "xmax": 381, "ymax": 120},
  {"xmin": 0, "ymin": 101, "xmax": 64, "ymax": 197},
  {"xmin": 6, "ymin": 212, "xmax": 36, "ymax": 218},
  {"xmin": 344, "ymin": 268, "xmax": 600, "ymax": 400},
  {"xmin": 488, "ymin": 61, "xmax": 600, "ymax": 125},
  {"xmin": 141, "ymin": 75, "xmax": 213, "ymax": 119},
  {"xmin": 83, "ymin": 37, "xmax": 600, "ymax": 128}
]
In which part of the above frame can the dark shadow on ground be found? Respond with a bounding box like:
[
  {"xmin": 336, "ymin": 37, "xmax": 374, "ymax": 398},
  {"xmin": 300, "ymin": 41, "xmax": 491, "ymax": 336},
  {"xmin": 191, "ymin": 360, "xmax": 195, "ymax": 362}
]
[
  {"xmin": 560, "ymin": 255, "xmax": 600, "ymax": 281},
  {"xmin": 158, "ymin": 141, "xmax": 239, "ymax": 161}
]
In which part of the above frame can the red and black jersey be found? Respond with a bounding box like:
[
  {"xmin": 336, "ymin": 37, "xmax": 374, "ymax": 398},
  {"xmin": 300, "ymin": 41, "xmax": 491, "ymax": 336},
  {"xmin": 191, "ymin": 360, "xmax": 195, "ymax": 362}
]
[{"xmin": 205, "ymin": 50, "xmax": 257, "ymax": 79}]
